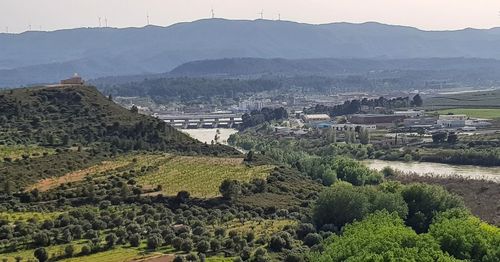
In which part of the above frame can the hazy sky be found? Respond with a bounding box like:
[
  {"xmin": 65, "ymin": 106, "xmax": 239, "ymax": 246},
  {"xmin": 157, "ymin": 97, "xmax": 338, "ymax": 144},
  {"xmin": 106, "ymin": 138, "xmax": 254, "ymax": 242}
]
[{"xmin": 1, "ymin": 0, "xmax": 500, "ymax": 33}]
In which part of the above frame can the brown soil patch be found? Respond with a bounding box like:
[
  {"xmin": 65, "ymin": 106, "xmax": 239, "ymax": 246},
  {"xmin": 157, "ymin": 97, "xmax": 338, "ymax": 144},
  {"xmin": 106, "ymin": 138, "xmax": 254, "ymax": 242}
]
[
  {"xmin": 392, "ymin": 175, "xmax": 500, "ymax": 226},
  {"xmin": 174, "ymin": 156, "xmax": 244, "ymax": 165},
  {"xmin": 27, "ymin": 160, "xmax": 131, "ymax": 192},
  {"xmin": 130, "ymin": 254, "xmax": 174, "ymax": 262}
]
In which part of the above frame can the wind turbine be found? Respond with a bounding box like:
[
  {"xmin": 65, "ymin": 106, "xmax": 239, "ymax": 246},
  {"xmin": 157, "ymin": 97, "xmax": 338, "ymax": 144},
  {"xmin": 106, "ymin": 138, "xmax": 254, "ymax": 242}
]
[
  {"xmin": 258, "ymin": 9, "xmax": 264, "ymax": 19},
  {"xmin": 98, "ymin": 16, "xmax": 102, "ymax": 27},
  {"xmin": 5, "ymin": 26, "xmax": 8, "ymax": 33},
  {"xmin": 147, "ymin": 12, "xmax": 150, "ymax": 25},
  {"xmin": 211, "ymin": 8, "xmax": 215, "ymax": 19},
  {"xmin": 278, "ymin": 13, "xmax": 281, "ymax": 21},
  {"xmin": 105, "ymin": 17, "xmax": 108, "ymax": 27}
]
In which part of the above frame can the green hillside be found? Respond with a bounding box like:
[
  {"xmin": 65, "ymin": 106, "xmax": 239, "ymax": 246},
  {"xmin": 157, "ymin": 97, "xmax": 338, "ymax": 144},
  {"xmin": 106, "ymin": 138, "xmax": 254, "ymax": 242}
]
[{"xmin": 0, "ymin": 85, "xmax": 238, "ymax": 155}]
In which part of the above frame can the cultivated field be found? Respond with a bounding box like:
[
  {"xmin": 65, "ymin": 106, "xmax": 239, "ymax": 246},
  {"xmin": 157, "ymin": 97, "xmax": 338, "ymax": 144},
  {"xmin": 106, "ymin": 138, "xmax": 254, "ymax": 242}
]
[
  {"xmin": 0, "ymin": 211, "xmax": 62, "ymax": 222},
  {"xmin": 425, "ymin": 89, "xmax": 500, "ymax": 108},
  {"xmin": 434, "ymin": 108, "xmax": 500, "ymax": 120},
  {"xmin": 0, "ymin": 145, "xmax": 55, "ymax": 162},
  {"xmin": 26, "ymin": 155, "xmax": 138, "ymax": 192},
  {"xmin": 137, "ymin": 156, "xmax": 273, "ymax": 198}
]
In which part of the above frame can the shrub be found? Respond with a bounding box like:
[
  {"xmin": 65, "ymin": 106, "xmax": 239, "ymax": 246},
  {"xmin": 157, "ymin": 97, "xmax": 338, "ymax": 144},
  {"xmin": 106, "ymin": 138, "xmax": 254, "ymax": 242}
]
[
  {"xmin": 34, "ymin": 248, "xmax": 48, "ymax": 262},
  {"xmin": 402, "ymin": 183, "xmax": 464, "ymax": 233},
  {"xmin": 64, "ymin": 244, "xmax": 75, "ymax": 257},
  {"xmin": 303, "ymin": 233, "xmax": 322, "ymax": 247},
  {"xmin": 309, "ymin": 211, "xmax": 456, "ymax": 261},
  {"xmin": 313, "ymin": 183, "xmax": 369, "ymax": 228},
  {"xmin": 129, "ymin": 233, "xmax": 141, "ymax": 247},
  {"xmin": 147, "ymin": 233, "xmax": 163, "ymax": 250}
]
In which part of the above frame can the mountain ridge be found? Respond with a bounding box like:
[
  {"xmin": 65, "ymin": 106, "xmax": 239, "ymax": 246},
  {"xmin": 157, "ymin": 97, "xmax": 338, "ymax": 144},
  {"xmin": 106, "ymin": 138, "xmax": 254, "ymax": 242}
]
[{"xmin": 3, "ymin": 18, "xmax": 500, "ymax": 87}]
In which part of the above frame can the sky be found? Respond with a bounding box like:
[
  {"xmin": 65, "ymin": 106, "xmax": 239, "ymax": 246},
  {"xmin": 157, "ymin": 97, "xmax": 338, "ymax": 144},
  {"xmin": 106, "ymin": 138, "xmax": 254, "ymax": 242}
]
[{"xmin": 1, "ymin": 0, "xmax": 500, "ymax": 33}]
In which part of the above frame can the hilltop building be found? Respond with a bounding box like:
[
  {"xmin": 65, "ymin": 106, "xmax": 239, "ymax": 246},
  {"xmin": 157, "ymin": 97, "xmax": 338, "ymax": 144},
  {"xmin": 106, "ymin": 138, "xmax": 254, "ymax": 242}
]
[{"xmin": 60, "ymin": 73, "xmax": 84, "ymax": 85}]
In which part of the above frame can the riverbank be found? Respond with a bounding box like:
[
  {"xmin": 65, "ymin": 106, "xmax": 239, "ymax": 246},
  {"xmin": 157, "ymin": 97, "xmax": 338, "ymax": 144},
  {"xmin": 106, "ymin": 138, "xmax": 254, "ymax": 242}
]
[
  {"xmin": 180, "ymin": 128, "xmax": 238, "ymax": 145},
  {"xmin": 363, "ymin": 159, "xmax": 500, "ymax": 183},
  {"xmin": 392, "ymin": 174, "xmax": 500, "ymax": 226}
]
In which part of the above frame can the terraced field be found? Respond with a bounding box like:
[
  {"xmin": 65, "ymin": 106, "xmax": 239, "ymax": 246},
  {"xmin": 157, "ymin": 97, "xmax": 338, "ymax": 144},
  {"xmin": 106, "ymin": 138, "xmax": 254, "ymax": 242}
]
[{"xmin": 137, "ymin": 156, "xmax": 274, "ymax": 198}]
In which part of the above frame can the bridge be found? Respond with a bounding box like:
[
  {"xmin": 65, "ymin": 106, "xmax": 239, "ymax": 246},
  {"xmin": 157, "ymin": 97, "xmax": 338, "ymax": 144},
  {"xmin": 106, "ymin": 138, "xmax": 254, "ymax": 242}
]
[{"xmin": 156, "ymin": 113, "xmax": 243, "ymax": 129}]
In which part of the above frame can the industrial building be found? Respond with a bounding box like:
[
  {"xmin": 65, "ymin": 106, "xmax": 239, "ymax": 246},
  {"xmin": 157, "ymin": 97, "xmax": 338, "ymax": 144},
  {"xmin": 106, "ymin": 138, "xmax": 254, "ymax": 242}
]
[{"xmin": 349, "ymin": 114, "xmax": 406, "ymax": 125}]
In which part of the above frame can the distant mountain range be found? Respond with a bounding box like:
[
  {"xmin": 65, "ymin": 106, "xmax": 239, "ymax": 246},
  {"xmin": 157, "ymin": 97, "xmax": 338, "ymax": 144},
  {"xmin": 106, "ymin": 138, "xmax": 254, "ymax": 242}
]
[{"xmin": 2, "ymin": 18, "xmax": 500, "ymax": 87}]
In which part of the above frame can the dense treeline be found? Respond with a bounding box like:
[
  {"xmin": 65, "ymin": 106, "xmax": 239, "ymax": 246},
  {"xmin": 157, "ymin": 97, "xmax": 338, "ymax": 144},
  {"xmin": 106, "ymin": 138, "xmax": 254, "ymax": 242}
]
[
  {"xmin": 241, "ymin": 107, "xmax": 288, "ymax": 130},
  {"xmin": 101, "ymin": 78, "xmax": 282, "ymax": 103},
  {"xmin": 305, "ymin": 96, "xmax": 413, "ymax": 117}
]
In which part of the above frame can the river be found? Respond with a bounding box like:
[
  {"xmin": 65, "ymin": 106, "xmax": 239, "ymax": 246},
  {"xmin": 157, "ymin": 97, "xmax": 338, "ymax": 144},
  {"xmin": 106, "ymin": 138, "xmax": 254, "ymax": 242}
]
[
  {"xmin": 180, "ymin": 128, "xmax": 238, "ymax": 145},
  {"xmin": 363, "ymin": 159, "xmax": 500, "ymax": 183}
]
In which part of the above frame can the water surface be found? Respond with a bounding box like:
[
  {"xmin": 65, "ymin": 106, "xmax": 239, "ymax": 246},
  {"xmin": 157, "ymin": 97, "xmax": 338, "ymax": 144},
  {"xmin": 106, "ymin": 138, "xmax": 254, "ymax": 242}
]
[{"xmin": 363, "ymin": 159, "xmax": 500, "ymax": 182}]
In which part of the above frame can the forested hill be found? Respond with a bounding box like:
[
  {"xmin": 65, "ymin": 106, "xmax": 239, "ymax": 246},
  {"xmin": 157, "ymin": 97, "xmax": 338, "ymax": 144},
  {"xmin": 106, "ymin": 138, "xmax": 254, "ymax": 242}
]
[
  {"xmin": 0, "ymin": 85, "xmax": 238, "ymax": 155},
  {"xmin": 3, "ymin": 19, "xmax": 500, "ymax": 87},
  {"xmin": 169, "ymin": 57, "xmax": 500, "ymax": 79}
]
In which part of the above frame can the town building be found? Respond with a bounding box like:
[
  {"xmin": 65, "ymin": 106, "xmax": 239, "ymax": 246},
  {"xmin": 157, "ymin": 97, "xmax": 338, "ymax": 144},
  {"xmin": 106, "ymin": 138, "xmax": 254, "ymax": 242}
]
[
  {"xmin": 302, "ymin": 114, "xmax": 331, "ymax": 123},
  {"xmin": 403, "ymin": 117, "xmax": 437, "ymax": 129},
  {"xmin": 394, "ymin": 110, "xmax": 425, "ymax": 118},
  {"xmin": 349, "ymin": 114, "xmax": 406, "ymax": 125},
  {"xmin": 331, "ymin": 123, "xmax": 377, "ymax": 131},
  {"xmin": 437, "ymin": 115, "xmax": 466, "ymax": 128},
  {"xmin": 60, "ymin": 73, "xmax": 84, "ymax": 85}
]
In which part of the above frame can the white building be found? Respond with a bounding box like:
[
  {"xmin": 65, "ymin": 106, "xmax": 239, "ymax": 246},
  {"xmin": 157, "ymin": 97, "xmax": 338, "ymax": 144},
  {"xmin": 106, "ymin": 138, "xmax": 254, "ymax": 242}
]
[
  {"xmin": 394, "ymin": 110, "xmax": 425, "ymax": 118},
  {"xmin": 302, "ymin": 114, "xmax": 331, "ymax": 122},
  {"xmin": 437, "ymin": 115, "xmax": 466, "ymax": 128}
]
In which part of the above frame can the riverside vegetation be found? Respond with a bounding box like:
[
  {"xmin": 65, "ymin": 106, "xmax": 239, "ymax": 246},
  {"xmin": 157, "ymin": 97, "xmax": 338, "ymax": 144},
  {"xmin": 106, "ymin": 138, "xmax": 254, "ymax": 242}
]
[{"xmin": 0, "ymin": 86, "xmax": 498, "ymax": 261}]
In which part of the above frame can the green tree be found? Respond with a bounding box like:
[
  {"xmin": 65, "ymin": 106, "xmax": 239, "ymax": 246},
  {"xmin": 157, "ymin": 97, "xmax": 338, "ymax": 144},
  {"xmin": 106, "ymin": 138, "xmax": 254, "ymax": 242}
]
[
  {"xmin": 309, "ymin": 211, "xmax": 456, "ymax": 261},
  {"xmin": 429, "ymin": 213, "xmax": 499, "ymax": 261},
  {"xmin": 219, "ymin": 179, "xmax": 241, "ymax": 200},
  {"xmin": 34, "ymin": 248, "xmax": 48, "ymax": 262},
  {"xmin": 358, "ymin": 128, "xmax": 370, "ymax": 145},
  {"xmin": 313, "ymin": 183, "xmax": 369, "ymax": 228},
  {"xmin": 105, "ymin": 233, "xmax": 118, "ymax": 249},
  {"xmin": 64, "ymin": 244, "xmax": 75, "ymax": 257},
  {"xmin": 412, "ymin": 94, "xmax": 423, "ymax": 107},
  {"xmin": 147, "ymin": 234, "xmax": 163, "ymax": 250},
  {"xmin": 402, "ymin": 183, "xmax": 464, "ymax": 233}
]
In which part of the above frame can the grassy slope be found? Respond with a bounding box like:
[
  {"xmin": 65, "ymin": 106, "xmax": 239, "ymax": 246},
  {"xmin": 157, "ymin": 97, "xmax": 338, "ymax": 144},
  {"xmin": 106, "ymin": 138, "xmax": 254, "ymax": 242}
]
[
  {"xmin": 434, "ymin": 108, "xmax": 500, "ymax": 120},
  {"xmin": 425, "ymin": 89, "xmax": 500, "ymax": 108},
  {"xmin": 0, "ymin": 85, "xmax": 240, "ymax": 155}
]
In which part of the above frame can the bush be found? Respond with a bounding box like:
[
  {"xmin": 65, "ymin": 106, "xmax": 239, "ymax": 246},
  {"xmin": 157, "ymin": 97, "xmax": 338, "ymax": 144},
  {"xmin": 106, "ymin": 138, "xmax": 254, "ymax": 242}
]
[
  {"xmin": 296, "ymin": 223, "xmax": 316, "ymax": 240},
  {"xmin": 181, "ymin": 239, "xmax": 193, "ymax": 253},
  {"xmin": 147, "ymin": 233, "xmax": 163, "ymax": 250},
  {"xmin": 402, "ymin": 183, "xmax": 464, "ymax": 233},
  {"xmin": 196, "ymin": 240, "xmax": 210, "ymax": 253},
  {"xmin": 333, "ymin": 158, "xmax": 378, "ymax": 186},
  {"xmin": 303, "ymin": 233, "xmax": 322, "ymax": 247},
  {"xmin": 34, "ymin": 248, "xmax": 48, "ymax": 262},
  {"xmin": 64, "ymin": 245, "xmax": 75, "ymax": 257},
  {"xmin": 80, "ymin": 245, "xmax": 91, "ymax": 255},
  {"xmin": 381, "ymin": 166, "xmax": 396, "ymax": 177},
  {"xmin": 313, "ymin": 183, "xmax": 409, "ymax": 228},
  {"xmin": 313, "ymin": 183, "xmax": 369, "ymax": 228},
  {"xmin": 269, "ymin": 232, "xmax": 292, "ymax": 251},
  {"xmin": 429, "ymin": 213, "xmax": 499, "ymax": 261},
  {"xmin": 309, "ymin": 211, "xmax": 456, "ymax": 261},
  {"xmin": 219, "ymin": 179, "xmax": 242, "ymax": 200},
  {"xmin": 129, "ymin": 233, "xmax": 141, "ymax": 247}
]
